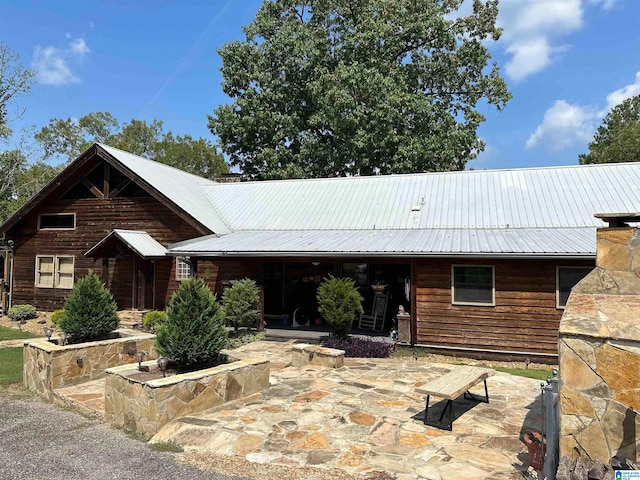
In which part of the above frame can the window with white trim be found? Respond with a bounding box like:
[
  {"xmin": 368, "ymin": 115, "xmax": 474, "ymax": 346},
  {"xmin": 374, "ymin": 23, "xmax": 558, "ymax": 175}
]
[
  {"xmin": 35, "ymin": 255, "xmax": 74, "ymax": 288},
  {"xmin": 176, "ymin": 257, "xmax": 194, "ymax": 281},
  {"xmin": 557, "ymin": 267, "xmax": 591, "ymax": 309},
  {"xmin": 38, "ymin": 213, "xmax": 75, "ymax": 230},
  {"xmin": 452, "ymin": 265, "xmax": 495, "ymax": 306}
]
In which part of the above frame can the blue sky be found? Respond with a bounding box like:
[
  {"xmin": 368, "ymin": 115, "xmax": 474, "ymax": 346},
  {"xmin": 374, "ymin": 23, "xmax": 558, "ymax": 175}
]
[{"xmin": 1, "ymin": 0, "xmax": 639, "ymax": 171}]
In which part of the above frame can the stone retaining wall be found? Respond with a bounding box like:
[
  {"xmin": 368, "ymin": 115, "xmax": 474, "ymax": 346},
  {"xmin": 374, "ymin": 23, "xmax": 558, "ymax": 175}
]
[
  {"xmin": 291, "ymin": 343, "xmax": 345, "ymax": 368},
  {"xmin": 23, "ymin": 329, "xmax": 156, "ymax": 400},
  {"xmin": 104, "ymin": 356, "xmax": 270, "ymax": 436}
]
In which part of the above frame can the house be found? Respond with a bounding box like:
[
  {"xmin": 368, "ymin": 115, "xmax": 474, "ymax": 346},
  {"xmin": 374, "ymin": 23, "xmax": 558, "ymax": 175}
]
[{"xmin": 2, "ymin": 142, "xmax": 640, "ymax": 361}]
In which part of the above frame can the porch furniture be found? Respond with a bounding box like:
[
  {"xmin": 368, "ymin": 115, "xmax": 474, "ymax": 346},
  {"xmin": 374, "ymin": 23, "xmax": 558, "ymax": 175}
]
[
  {"xmin": 358, "ymin": 293, "xmax": 388, "ymax": 331},
  {"xmin": 417, "ymin": 365, "xmax": 495, "ymax": 430}
]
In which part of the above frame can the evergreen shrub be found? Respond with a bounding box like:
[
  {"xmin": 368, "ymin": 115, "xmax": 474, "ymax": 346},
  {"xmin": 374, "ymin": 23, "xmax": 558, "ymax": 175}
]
[
  {"xmin": 7, "ymin": 304, "xmax": 37, "ymax": 322},
  {"xmin": 316, "ymin": 275, "xmax": 363, "ymax": 339},
  {"xmin": 59, "ymin": 271, "xmax": 120, "ymax": 342},
  {"xmin": 154, "ymin": 277, "xmax": 227, "ymax": 368},
  {"xmin": 142, "ymin": 310, "xmax": 167, "ymax": 332},
  {"xmin": 221, "ymin": 278, "xmax": 260, "ymax": 332},
  {"xmin": 50, "ymin": 309, "xmax": 66, "ymax": 326}
]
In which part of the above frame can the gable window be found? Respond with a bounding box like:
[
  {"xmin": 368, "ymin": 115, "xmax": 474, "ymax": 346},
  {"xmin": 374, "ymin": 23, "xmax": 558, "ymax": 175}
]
[
  {"xmin": 38, "ymin": 214, "xmax": 75, "ymax": 230},
  {"xmin": 176, "ymin": 257, "xmax": 194, "ymax": 281},
  {"xmin": 35, "ymin": 255, "xmax": 74, "ymax": 288},
  {"xmin": 452, "ymin": 265, "xmax": 495, "ymax": 306},
  {"xmin": 557, "ymin": 267, "xmax": 591, "ymax": 309}
]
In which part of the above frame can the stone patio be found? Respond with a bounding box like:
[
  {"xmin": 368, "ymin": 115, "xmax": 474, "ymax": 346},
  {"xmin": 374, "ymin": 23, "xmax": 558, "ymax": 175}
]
[{"xmin": 52, "ymin": 340, "xmax": 544, "ymax": 479}]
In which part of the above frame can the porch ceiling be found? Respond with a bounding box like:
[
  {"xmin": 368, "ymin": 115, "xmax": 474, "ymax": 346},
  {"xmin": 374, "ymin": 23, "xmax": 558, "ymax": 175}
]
[{"xmin": 168, "ymin": 227, "xmax": 597, "ymax": 258}]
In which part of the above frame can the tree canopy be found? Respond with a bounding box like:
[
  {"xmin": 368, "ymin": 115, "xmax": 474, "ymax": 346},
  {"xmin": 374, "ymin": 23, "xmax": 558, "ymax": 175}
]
[
  {"xmin": 35, "ymin": 112, "xmax": 229, "ymax": 179},
  {"xmin": 579, "ymin": 95, "xmax": 640, "ymax": 165},
  {"xmin": 0, "ymin": 43, "xmax": 35, "ymax": 141},
  {"xmin": 210, "ymin": 0, "xmax": 511, "ymax": 179}
]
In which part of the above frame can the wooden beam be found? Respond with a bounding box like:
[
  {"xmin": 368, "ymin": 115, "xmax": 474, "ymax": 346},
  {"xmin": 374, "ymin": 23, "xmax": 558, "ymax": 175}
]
[
  {"xmin": 109, "ymin": 178, "xmax": 131, "ymax": 198},
  {"xmin": 103, "ymin": 162, "xmax": 110, "ymax": 199},
  {"xmin": 82, "ymin": 178, "xmax": 104, "ymax": 199}
]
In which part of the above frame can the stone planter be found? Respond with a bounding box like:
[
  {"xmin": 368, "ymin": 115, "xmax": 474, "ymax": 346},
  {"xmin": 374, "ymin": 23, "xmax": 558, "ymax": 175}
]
[
  {"xmin": 104, "ymin": 355, "xmax": 270, "ymax": 436},
  {"xmin": 23, "ymin": 329, "xmax": 156, "ymax": 400}
]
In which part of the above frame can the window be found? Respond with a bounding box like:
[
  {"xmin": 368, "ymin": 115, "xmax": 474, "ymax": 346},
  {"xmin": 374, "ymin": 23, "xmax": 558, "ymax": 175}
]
[
  {"xmin": 35, "ymin": 255, "xmax": 74, "ymax": 288},
  {"xmin": 452, "ymin": 265, "xmax": 495, "ymax": 306},
  {"xmin": 557, "ymin": 267, "xmax": 591, "ymax": 309},
  {"xmin": 38, "ymin": 214, "xmax": 75, "ymax": 230},
  {"xmin": 176, "ymin": 257, "xmax": 194, "ymax": 281}
]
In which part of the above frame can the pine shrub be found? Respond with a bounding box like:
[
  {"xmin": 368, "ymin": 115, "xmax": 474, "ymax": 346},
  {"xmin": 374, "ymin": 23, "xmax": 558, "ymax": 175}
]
[
  {"xmin": 316, "ymin": 275, "xmax": 364, "ymax": 339},
  {"xmin": 7, "ymin": 304, "xmax": 37, "ymax": 322},
  {"xmin": 154, "ymin": 277, "xmax": 227, "ymax": 369},
  {"xmin": 142, "ymin": 310, "xmax": 167, "ymax": 333},
  {"xmin": 221, "ymin": 278, "xmax": 260, "ymax": 332},
  {"xmin": 50, "ymin": 309, "xmax": 66, "ymax": 326},
  {"xmin": 59, "ymin": 271, "xmax": 119, "ymax": 342}
]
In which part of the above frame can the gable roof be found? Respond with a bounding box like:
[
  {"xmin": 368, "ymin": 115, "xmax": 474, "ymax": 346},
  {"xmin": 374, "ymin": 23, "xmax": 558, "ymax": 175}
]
[
  {"xmin": 0, "ymin": 143, "xmax": 231, "ymax": 236},
  {"xmin": 85, "ymin": 229, "xmax": 169, "ymax": 258}
]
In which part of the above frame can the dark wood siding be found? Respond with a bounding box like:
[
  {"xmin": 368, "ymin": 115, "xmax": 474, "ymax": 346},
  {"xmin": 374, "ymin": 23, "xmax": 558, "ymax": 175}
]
[
  {"xmin": 414, "ymin": 257, "xmax": 594, "ymax": 358},
  {"xmin": 9, "ymin": 196, "xmax": 201, "ymax": 311}
]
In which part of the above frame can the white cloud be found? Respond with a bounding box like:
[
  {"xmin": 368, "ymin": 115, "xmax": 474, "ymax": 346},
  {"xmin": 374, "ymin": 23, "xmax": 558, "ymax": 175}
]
[
  {"xmin": 525, "ymin": 100, "xmax": 596, "ymax": 151},
  {"xmin": 498, "ymin": 0, "xmax": 613, "ymax": 82},
  {"xmin": 32, "ymin": 36, "xmax": 90, "ymax": 86},
  {"xmin": 605, "ymin": 71, "xmax": 640, "ymax": 111}
]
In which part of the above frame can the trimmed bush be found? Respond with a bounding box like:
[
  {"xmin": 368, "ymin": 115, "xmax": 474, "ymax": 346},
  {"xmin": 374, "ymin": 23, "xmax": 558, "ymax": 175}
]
[
  {"xmin": 155, "ymin": 277, "xmax": 227, "ymax": 369},
  {"xmin": 7, "ymin": 304, "xmax": 37, "ymax": 322},
  {"xmin": 59, "ymin": 271, "xmax": 120, "ymax": 342},
  {"xmin": 50, "ymin": 309, "xmax": 66, "ymax": 326},
  {"xmin": 316, "ymin": 275, "xmax": 364, "ymax": 339},
  {"xmin": 142, "ymin": 310, "xmax": 167, "ymax": 333},
  {"xmin": 226, "ymin": 330, "xmax": 266, "ymax": 349},
  {"xmin": 321, "ymin": 336, "xmax": 394, "ymax": 358},
  {"xmin": 221, "ymin": 278, "xmax": 260, "ymax": 332}
]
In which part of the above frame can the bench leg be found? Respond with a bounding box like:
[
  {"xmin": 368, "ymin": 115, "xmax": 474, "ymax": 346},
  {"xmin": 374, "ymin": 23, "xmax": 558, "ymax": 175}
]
[
  {"xmin": 424, "ymin": 396, "xmax": 453, "ymax": 431},
  {"xmin": 463, "ymin": 379, "xmax": 490, "ymax": 403},
  {"xmin": 423, "ymin": 395, "xmax": 430, "ymax": 425}
]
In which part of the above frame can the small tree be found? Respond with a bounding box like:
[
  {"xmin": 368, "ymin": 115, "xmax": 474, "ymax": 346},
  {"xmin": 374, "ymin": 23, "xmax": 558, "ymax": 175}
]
[
  {"xmin": 222, "ymin": 278, "xmax": 260, "ymax": 333},
  {"xmin": 155, "ymin": 277, "xmax": 227, "ymax": 368},
  {"xmin": 59, "ymin": 271, "xmax": 119, "ymax": 342},
  {"xmin": 316, "ymin": 275, "xmax": 364, "ymax": 340}
]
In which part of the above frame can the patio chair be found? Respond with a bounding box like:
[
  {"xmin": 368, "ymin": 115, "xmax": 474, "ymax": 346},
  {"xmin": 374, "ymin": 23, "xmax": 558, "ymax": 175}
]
[{"xmin": 358, "ymin": 294, "xmax": 388, "ymax": 331}]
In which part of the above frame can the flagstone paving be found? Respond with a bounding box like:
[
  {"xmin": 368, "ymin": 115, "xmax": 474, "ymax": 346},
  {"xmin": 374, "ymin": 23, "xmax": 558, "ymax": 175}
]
[{"xmin": 52, "ymin": 341, "xmax": 544, "ymax": 479}]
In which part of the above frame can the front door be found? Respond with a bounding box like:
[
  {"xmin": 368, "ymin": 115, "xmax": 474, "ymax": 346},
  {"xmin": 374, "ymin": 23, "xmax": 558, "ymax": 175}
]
[{"xmin": 134, "ymin": 259, "xmax": 155, "ymax": 310}]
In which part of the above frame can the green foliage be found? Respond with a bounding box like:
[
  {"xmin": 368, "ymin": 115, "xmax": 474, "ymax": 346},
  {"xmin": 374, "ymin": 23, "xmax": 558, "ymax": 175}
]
[
  {"xmin": 226, "ymin": 330, "xmax": 266, "ymax": 349},
  {"xmin": 7, "ymin": 304, "xmax": 37, "ymax": 322},
  {"xmin": 210, "ymin": 0, "xmax": 510, "ymax": 179},
  {"xmin": 221, "ymin": 278, "xmax": 260, "ymax": 332},
  {"xmin": 50, "ymin": 309, "xmax": 66, "ymax": 326},
  {"xmin": 148, "ymin": 441, "xmax": 184, "ymax": 453},
  {"xmin": 142, "ymin": 310, "xmax": 167, "ymax": 333},
  {"xmin": 316, "ymin": 275, "xmax": 364, "ymax": 339},
  {"xmin": 35, "ymin": 112, "xmax": 229, "ymax": 179},
  {"xmin": 59, "ymin": 271, "xmax": 120, "ymax": 342},
  {"xmin": 154, "ymin": 277, "xmax": 227, "ymax": 368},
  {"xmin": 0, "ymin": 325, "xmax": 38, "ymax": 341},
  {"xmin": 580, "ymin": 95, "xmax": 640, "ymax": 165},
  {"xmin": 0, "ymin": 347, "xmax": 23, "ymax": 385}
]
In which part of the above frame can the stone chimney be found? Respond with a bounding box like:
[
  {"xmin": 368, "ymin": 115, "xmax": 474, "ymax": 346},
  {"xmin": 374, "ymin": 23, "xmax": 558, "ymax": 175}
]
[{"xmin": 558, "ymin": 213, "xmax": 640, "ymax": 463}]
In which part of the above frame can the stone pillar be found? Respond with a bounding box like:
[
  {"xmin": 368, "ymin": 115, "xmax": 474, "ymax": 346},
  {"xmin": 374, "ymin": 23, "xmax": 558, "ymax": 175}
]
[{"xmin": 397, "ymin": 312, "xmax": 411, "ymax": 344}]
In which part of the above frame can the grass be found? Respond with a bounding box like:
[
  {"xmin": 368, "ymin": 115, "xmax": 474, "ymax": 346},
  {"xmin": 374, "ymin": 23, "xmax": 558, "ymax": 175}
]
[
  {"xmin": 0, "ymin": 347, "xmax": 24, "ymax": 386},
  {"xmin": 0, "ymin": 325, "xmax": 39, "ymax": 341},
  {"xmin": 149, "ymin": 441, "xmax": 184, "ymax": 453}
]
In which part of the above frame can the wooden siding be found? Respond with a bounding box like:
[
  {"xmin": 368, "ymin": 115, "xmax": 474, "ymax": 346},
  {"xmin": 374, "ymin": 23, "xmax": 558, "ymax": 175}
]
[
  {"xmin": 9, "ymin": 196, "xmax": 201, "ymax": 311},
  {"xmin": 414, "ymin": 258, "xmax": 594, "ymax": 358}
]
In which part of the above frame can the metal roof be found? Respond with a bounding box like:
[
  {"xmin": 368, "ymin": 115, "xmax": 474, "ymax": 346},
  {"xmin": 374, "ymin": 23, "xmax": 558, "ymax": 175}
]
[
  {"xmin": 202, "ymin": 162, "xmax": 640, "ymax": 231},
  {"xmin": 169, "ymin": 227, "xmax": 597, "ymax": 258},
  {"xmin": 99, "ymin": 144, "xmax": 231, "ymax": 235},
  {"xmin": 86, "ymin": 230, "xmax": 168, "ymax": 258}
]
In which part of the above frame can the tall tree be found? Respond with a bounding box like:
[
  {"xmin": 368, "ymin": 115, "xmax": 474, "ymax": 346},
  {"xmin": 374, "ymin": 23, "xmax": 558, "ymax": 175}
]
[
  {"xmin": 210, "ymin": 0, "xmax": 511, "ymax": 179},
  {"xmin": 35, "ymin": 112, "xmax": 229, "ymax": 179},
  {"xmin": 579, "ymin": 95, "xmax": 640, "ymax": 165},
  {"xmin": 0, "ymin": 43, "xmax": 36, "ymax": 140}
]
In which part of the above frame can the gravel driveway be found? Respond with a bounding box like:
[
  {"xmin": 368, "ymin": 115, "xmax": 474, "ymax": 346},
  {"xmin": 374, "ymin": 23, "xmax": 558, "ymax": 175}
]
[{"xmin": 0, "ymin": 393, "xmax": 247, "ymax": 480}]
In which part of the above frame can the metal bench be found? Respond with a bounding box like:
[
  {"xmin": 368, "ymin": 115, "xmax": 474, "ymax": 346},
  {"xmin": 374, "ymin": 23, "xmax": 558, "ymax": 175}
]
[{"xmin": 417, "ymin": 365, "xmax": 495, "ymax": 430}]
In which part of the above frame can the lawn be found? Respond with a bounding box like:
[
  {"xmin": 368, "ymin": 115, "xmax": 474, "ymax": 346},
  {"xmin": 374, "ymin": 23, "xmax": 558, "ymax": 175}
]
[
  {"xmin": 0, "ymin": 347, "xmax": 24, "ymax": 385},
  {"xmin": 0, "ymin": 325, "xmax": 39, "ymax": 341}
]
